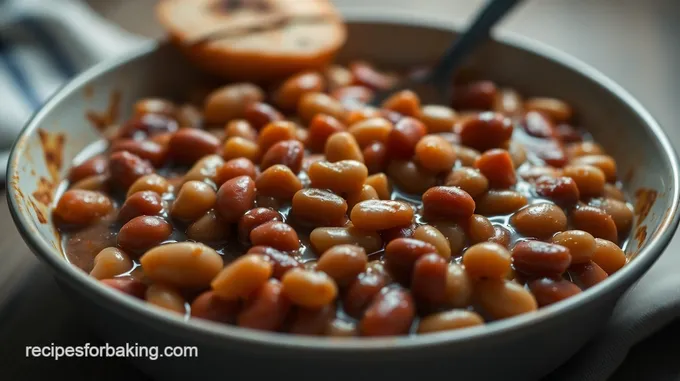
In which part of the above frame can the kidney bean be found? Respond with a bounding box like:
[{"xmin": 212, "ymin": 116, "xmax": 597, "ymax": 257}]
[
  {"xmin": 387, "ymin": 160, "xmax": 437, "ymax": 194},
  {"xmin": 191, "ymin": 290, "xmax": 239, "ymax": 324},
  {"xmin": 111, "ymin": 139, "xmax": 166, "ymax": 168},
  {"xmin": 250, "ymin": 221, "xmax": 300, "ymax": 251},
  {"xmin": 463, "ymin": 242, "xmax": 512, "ymax": 279},
  {"xmin": 360, "ymin": 287, "xmax": 415, "ymax": 336},
  {"xmin": 316, "ymin": 244, "xmax": 368, "ymax": 287},
  {"xmin": 445, "ymin": 167, "xmax": 488, "ymax": 198},
  {"xmin": 168, "ymin": 129, "xmax": 220, "ymax": 165},
  {"xmin": 54, "ymin": 189, "xmax": 113, "ymax": 225},
  {"xmin": 571, "ymin": 204, "xmax": 618, "ymax": 243},
  {"xmin": 443, "ymin": 264, "xmax": 472, "ymax": 308},
  {"xmin": 261, "ymin": 140, "xmax": 305, "ymax": 174},
  {"xmin": 187, "ymin": 210, "xmax": 229, "ymax": 243},
  {"xmin": 453, "ymin": 145, "xmax": 481, "ymax": 167},
  {"xmin": 463, "ymin": 214, "xmax": 495, "ymax": 244},
  {"xmin": 524, "ymin": 97, "xmax": 573, "ymax": 123},
  {"xmin": 420, "ymin": 104, "xmax": 457, "ymax": 133},
  {"xmin": 451, "ymin": 80, "xmax": 498, "ymax": 110},
  {"xmin": 523, "ymin": 133, "xmax": 568, "ymax": 168},
  {"xmin": 286, "ymin": 304, "xmax": 336, "ymax": 335},
  {"xmin": 210, "ymin": 254, "xmax": 273, "ymax": 300},
  {"xmin": 222, "ymin": 137, "xmax": 261, "ymax": 162},
  {"xmin": 298, "ymin": 92, "xmax": 346, "ymax": 123},
  {"xmin": 382, "ymin": 90, "xmax": 421, "ymax": 117},
  {"xmin": 474, "ymin": 149, "xmax": 516, "ymax": 189},
  {"xmin": 572, "ymin": 155, "xmax": 617, "ymax": 183},
  {"xmin": 68, "ymin": 155, "xmax": 108, "ymax": 184},
  {"xmin": 414, "ymin": 135, "xmax": 457, "ymax": 173},
  {"xmin": 258, "ymin": 120, "xmax": 297, "ymax": 152},
  {"xmin": 384, "ymin": 238, "xmax": 438, "ymax": 284},
  {"xmin": 356, "ymin": 142, "xmax": 385, "ymax": 174},
  {"xmin": 118, "ymin": 113, "xmax": 178, "ymax": 140},
  {"xmin": 252, "ymin": 166, "xmax": 299, "ymax": 200},
  {"xmin": 570, "ymin": 261, "xmax": 608, "ymax": 289},
  {"xmin": 281, "ymin": 268, "xmax": 337, "ymax": 308},
  {"xmin": 512, "ymin": 240, "xmax": 572, "ymax": 277},
  {"xmin": 118, "ymin": 190, "xmax": 163, "ymax": 223},
  {"xmin": 243, "ymin": 102, "xmax": 284, "ymax": 130},
  {"xmin": 109, "ymin": 151, "xmax": 154, "ymax": 190},
  {"xmin": 475, "ymin": 190, "xmax": 528, "ymax": 215},
  {"xmin": 307, "ymin": 114, "xmax": 346, "ymax": 152},
  {"xmin": 145, "ymin": 283, "xmax": 186, "ymax": 314},
  {"xmin": 171, "ymin": 181, "xmax": 217, "ymax": 222},
  {"xmin": 556, "ymin": 123, "xmax": 583, "ymax": 143},
  {"xmin": 350, "ymin": 200, "xmax": 412, "ymax": 231},
  {"xmin": 521, "ymin": 111, "xmax": 556, "ymax": 138},
  {"xmin": 71, "ymin": 174, "xmax": 110, "ymax": 192},
  {"xmin": 511, "ymin": 203, "xmax": 567, "ymax": 238},
  {"xmin": 237, "ymin": 208, "xmax": 283, "ymax": 243},
  {"xmin": 291, "ymin": 188, "xmax": 347, "ymax": 227},
  {"xmin": 475, "ymin": 279, "xmax": 538, "ymax": 319},
  {"xmin": 308, "ymin": 159, "xmax": 368, "ymax": 194},
  {"xmin": 381, "ymin": 223, "xmax": 416, "ymax": 244},
  {"xmin": 563, "ymin": 164, "xmax": 605, "ymax": 198},
  {"xmin": 215, "ymin": 158, "xmax": 256, "ymax": 185},
  {"xmin": 310, "ymin": 227, "xmax": 383, "ymax": 254},
  {"xmin": 386, "ymin": 117, "xmax": 427, "ymax": 159},
  {"xmin": 591, "ymin": 238, "xmax": 626, "ymax": 274},
  {"xmin": 458, "ymin": 112, "xmax": 513, "ymax": 151},
  {"xmin": 182, "ymin": 155, "xmax": 224, "ymax": 185},
  {"xmin": 488, "ymin": 225, "xmax": 511, "ymax": 248},
  {"xmin": 348, "ymin": 117, "xmax": 393, "ymax": 148},
  {"xmin": 411, "ymin": 253, "xmax": 448, "ymax": 306},
  {"xmin": 324, "ymin": 131, "xmax": 364, "ymax": 163},
  {"xmin": 365, "ymin": 173, "xmax": 391, "ymax": 200},
  {"xmin": 603, "ymin": 183, "xmax": 626, "ymax": 202},
  {"xmin": 216, "ymin": 175, "xmax": 256, "ymax": 223},
  {"xmin": 551, "ymin": 230, "xmax": 596, "ymax": 264},
  {"xmin": 342, "ymin": 271, "xmax": 386, "ymax": 318},
  {"xmin": 413, "ymin": 225, "xmax": 451, "ymax": 260},
  {"xmin": 566, "ymin": 141, "xmax": 605, "ymax": 158},
  {"xmin": 535, "ymin": 176, "xmax": 580, "ymax": 206},
  {"xmin": 238, "ymin": 279, "xmax": 291, "ymax": 331},
  {"xmin": 417, "ymin": 310, "xmax": 484, "ymax": 334},
  {"xmin": 528, "ymin": 277, "xmax": 582, "ymax": 307},
  {"xmin": 90, "ymin": 247, "xmax": 133, "ymax": 280},
  {"xmin": 432, "ymin": 222, "xmax": 466, "ymax": 257},
  {"xmin": 140, "ymin": 242, "xmax": 223, "ymax": 288},
  {"xmin": 225, "ymin": 119, "xmax": 257, "ymax": 141},
  {"xmin": 117, "ymin": 216, "xmax": 172, "ymax": 254},
  {"xmin": 422, "ymin": 186, "xmax": 475, "ymax": 221},
  {"xmin": 203, "ymin": 83, "xmax": 264, "ymax": 124},
  {"xmin": 350, "ymin": 61, "xmax": 397, "ymax": 90},
  {"xmin": 247, "ymin": 246, "xmax": 302, "ymax": 279},
  {"xmin": 100, "ymin": 277, "xmax": 147, "ymax": 299},
  {"xmin": 344, "ymin": 185, "xmax": 377, "ymax": 211},
  {"xmin": 589, "ymin": 198, "xmax": 634, "ymax": 235},
  {"xmin": 274, "ymin": 71, "xmax": 326, "ymax": 111}
]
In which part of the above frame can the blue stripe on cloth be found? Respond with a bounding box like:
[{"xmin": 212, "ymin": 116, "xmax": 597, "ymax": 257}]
[
  {"xmin": 0, "ymin": 33, "xmax": 42, "ymax": 109},
  {"xmin": 19, "ymin": 17, "xmax": 78, "ymax": 78}
]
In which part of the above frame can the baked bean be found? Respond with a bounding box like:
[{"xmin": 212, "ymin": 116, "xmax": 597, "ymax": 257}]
[
  {"xmin": 69, "ymin": 155, "xmax": 108, "ymax": 184},
  {"xmin": 365, "ymin": 173, "xmax": 391, "ymax": 200},
  {"xmin": 420, "ymin": 105, "xmax": 457, "ymax": 133},
  {"xmin": 349, "ymin": 200, "xmax": 412, "ymax": 231},
  {"xmin": 489, "ymin": 225, "xmax": 511, "ymax": 248},
  {"xmin": 382, "ymin": 90, "xmax": 421, "ymax": 117},
  {"xmin": 386, "ymin": 117, "xmax": 427, "ymax": 159},
  {"xmin": 459, "ymin": 112, "xmax": 513, "ymax": 151},
  {"xmin": 118, "ymin": 190, "xmax": 163, "ymax": 223},
  {"xmin": 298, "ymin": 92, "xmax": 346, "ymax": 123},
  {"xmin": 550, "ymin": 230, "xmax": 595, "ymax": 264},
  {"xmin": 445, "ymin": 167, "xmax": 489, "ymax": 198},
  {"xmin": 463, "ymin": 242, "xmax": 511, "ymax": 279},
  {"xmin": 171, "ymin": 181, "xmax": 217, "ymax": 222},
  {"xmin": 225, "ymin": 119, "xmax": 257, "ymax": 141},
  {"xmin": 560, "ymin": 123, "xmax": 586, "ymax": 141},
  {"xmin": 414, "ymin": 135, "xmax": 457, "ymax": 173},
  {"xmin": 418, "ymin": 310, "xmax": 484, "ymax": 334},
  {"xmin": 249, "ymin": 221, "xmax": 299, "ymax": 251},
  {"xmin": 238, "ymin": 279, "xmax": 291, "ymax": 331},
  {"xmin": 140, "ymin": 242, "xmax": 223, "ymax": 288},
  {"xmin": 307, "ymin": 114, "xmax": 346, "ymax": 153},
  {"xmin": 134, "ymin": 98, "xmax": 175, "ymax": 117},
  {"xmin": 360, "ymin": 287, "xmax": 415, "ymax": 337},
  {"xmin": 325, "ymin": 319, "xmax": 358, "ymax": 337},
  {"xmin": 528, "ymin": 278, "xmax": 582, "ymax": 307},
  {"xmin": 324, "ymin": 131, "xmax": 364, "ymax": 163},
  {"xmin": 237, "ymin": 208, "xmax": 283, "ymax": 242},
  {"xmin": 344, "ymin": 106, "xmax": 382, "ymax": 125},
  {"xmin": 127, "ymin": 174, "xmax": 171, "ymax": 198},
  {"xmin": 216, "ymin": 158, "xmax": 256, "ymax": 185},
  {"xmin": 211, "ymin": 254, "xmax": 273, "ymax": 300},
  {"xmin": 331, "ymin": 85, "xmax": 374, "ymax": 107},
  {"xmin": 310, "ymin": 227, "xmax": 383, "ymax": 254},
  {"xmin": 291, "ymin": 188, "xmax": 348, "ymax": 227},
  {"xmin": 350, "ymin": 61, "xmax": 397, "ymax": 90},
  {"xmin": 175, "ymin": 104, "xmax": 201, "ymax": 128},
  {"xmin": 111, "ymin": 139, "xmax": 166, "ymax": 168},
  {"xmin": 476, "ymin": 279, "xmax": 538, "ymax": 319},
  {"xmin": 168, "ymin": 129, "xmax": 220, "ymax": 165},
  {"xmin": 203, "ymin": 83, "xmax": 264, "ymax": 124},
  {"xmin": 275, "ymin": 71, "xmax": 326, "ymax": 111},
  {"xmin": 475, "ymin": 190, "xmax": 528, "ymax": 215},
  {"xmin": 317, "ymin": 244, "xmax": 368, "ymax": 287},
  {"xmin": 346, "ymin": 184, "xmax": 379, "ymax": 211},
  {"xmin": 572, "ymin": 155, "xmax": 617, "ymax": 183},
  {"xmin": 384, "ymin": 238, "xmax": 438, "ymax": 284},
  {"xmin": 524, "ymin": 97, "xmax": 572, "ymax": 123},
  {"xmin": 453, "ymin": 145, "xmax": 481, "ymax": 167},
  {"xmin": 475, "ymin": 149, "xmax": 516, "ymax": 189},
  {"xmin": 191, "ymin": 290, "xmax": 239, "ymax": 323},
  {"xmin": 366, "ymin": 260, "xmax": 390, "ymax": 277},
  {"xmin": 188, "ymin": 210, "xmax": 229, "ymax": 243},
  {"xmin": 348, "ymin": 117, "xmax": 393, "ymax": 148},
  {"xmin": 118, "ymin": 216, "xmax": 172, "ymax": 254},
  {"xmin": 589, "ymin": 198, "xmax": 634, "ymax": 235},
  {"xmin": 183, "ymin": 155, "xmax": 225, "ymax": 185},
  {"xmin": 100, "ymin": 277, "xmax": 147, "ymax": 299},
  {"xmin": 288, "ymin": 304, "xmax": 337, "ymax": 335},
  {"xmin": 71, "ymin": 174, "xmax": 110, "ymax": 192},
  {"xmin": 54, "ymin": 189, "xmax": 113, "ymax": 225},
  {"xmin": 567, "ymin": 141, "xmax": 605, "ymax": 158},
  {"xmin": 343, "ymin": 271, "xmax": 387, "ymax": 318},
  {"xmin": 518, "ymin": 166, "xmax": 562, "ymax": 182},
  {"xmin": 309, "ymin": 160, "xmax": 368, "ymax": 193},
  {"xmin": 535, "ymin": 176, "xmax": 580, "ymax": 206},
  {"xmin": 512, "ymin": 240, "xmax": 572, "ymax": 276},
  {"xmin": 508, "ymin": 140, "xmax": 528, "ymax": 168},
  {"xmin": 411, "ymin": 253, "xmax": 448, "ymax": 306},
  {"xmin": 563, "ymin": 164, "xmax": 605, "ymax": 198},
  {"xmin": 465, "ymin": 214, "xmax": 495, "ymax": 244},
  {"xmin": 281, "ymin": 268, "xmax": 337, "ymax": 308},
  {"xmin": 222, "ymin": 137, "xmax": 260, "ymax": 162},
  {"xmin": 325, "ymin": 65, "xmax": 352, "ymax": 90},
  {"xmin": 216, "ymin": 175, "xmax": 256, "ymax": 223},
  {"xmin": 571, "ymin": 205, "xmax": 618, "ymax": 243},
  {"xmin": 381, "ymin": 223, "xmax": 416, "ymax": 244},
  {"xmin": 511, "ymin": 203, "xmax": 567, "ymax": 238},
  {"xmin": 493, "ymin": 88, "xmax": 523, "ymax": 116},
  {"xmin": 118, "ymin": 113, "xmax": 178, "ymax": 140},
  {"xmin": 255, "ymin": 165, "xmax": 302, "ymax": 200},
  {"xmin": 442, "ymin": 264, "xmax": 473, "ymax": 308},
  {"xmin": 247, "ymin": 246, "xmax": 302, "ymax": 279},
  {"xmin": 146, "ymin": 283, "xmax": 185, "ymax": 314},
  {"xmin": 591, "ymin": 238, "xmax": 626, "ymax": 274},
  {"xmin": 604, "ymin": 184, "xmax": 626, "ymax": 202},
  {"xmin": 243, "ymin": 102, "xmax": 284, "ymax": 130},
  {"xmin": 422, "ymin": 186, "xmax": 475, "ymax": 221},
  {"xmin": 387, "ymin": 160, "xmax": 437, "ymax": 194},
  {"xmin": 413, "ymin": 225, "xmax": 452, "ymax": 260},
  {"xmin": 90, "ymin": 247, "xmax": 133, "ymax": 280},
  {"xmin": 261, "ymin": 140, "xmax": 304, "ymax": 174},
  {"xmin": 258, "ymin": 120, "xmax": 297, "ymax": 154},
  {"xmin": 570, "ymin": 261, "xmax": 608, "ymax": 288},
  {"xmin": 521, "ymin": 111, "xmax": 556, "ymax": 138},
  {"xmin": 109, "ymin": 151, "xmax": 154, "ymax": 190},
  {"xmin": 432, "ymin": 222, "xmax": 467, "ymax": 256}
]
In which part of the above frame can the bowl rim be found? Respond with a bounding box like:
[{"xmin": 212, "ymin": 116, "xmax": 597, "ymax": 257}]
[{"xmin": 7, "ymin": 9, "xmax": 680, "ymax": 352}]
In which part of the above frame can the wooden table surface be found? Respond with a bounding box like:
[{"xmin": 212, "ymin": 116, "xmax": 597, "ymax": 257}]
[{"xmin": 2, "ymin": 0, "xmax": 680, "ymax": 379}]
